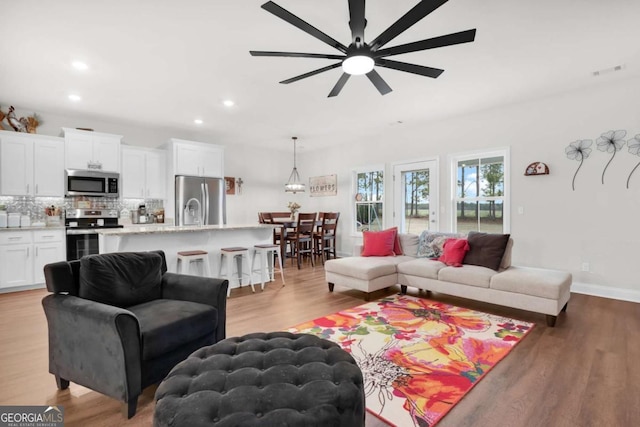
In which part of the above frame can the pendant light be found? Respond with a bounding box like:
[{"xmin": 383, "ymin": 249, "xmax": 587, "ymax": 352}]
[{"xmin": 284, "ymin": 136, "xmax": 305, "ymax": 193}]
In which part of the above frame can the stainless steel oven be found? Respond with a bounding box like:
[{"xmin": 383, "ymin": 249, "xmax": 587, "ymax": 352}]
[
  {"xmin": 65, "ymin": 169, "xmax": 120, "ymax": 197},
  {"xmin": 65, "ymin": 209, "xmax": 122, "ymax": 261}
]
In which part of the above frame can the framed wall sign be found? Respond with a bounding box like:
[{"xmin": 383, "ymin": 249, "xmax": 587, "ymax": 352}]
[{"xmin": 309, "ymin": 174, "xmax": 337, "ymax": 197}]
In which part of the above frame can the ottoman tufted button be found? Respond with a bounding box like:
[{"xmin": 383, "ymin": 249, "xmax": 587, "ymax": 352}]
[{"xmin": 155, "ymin": 333, "xmax": 364, "ymax": 427}]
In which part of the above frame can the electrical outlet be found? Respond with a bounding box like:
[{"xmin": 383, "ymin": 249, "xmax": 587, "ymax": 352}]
[
  {"xmin": 517, "ymin": 206, "xmax": 524, "ymax": 215},
  {"xmin": 581, "ymin": 262, "xmax": 590, "ymax": 272}
]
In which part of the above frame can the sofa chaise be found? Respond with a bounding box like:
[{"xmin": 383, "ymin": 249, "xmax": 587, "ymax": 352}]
[{"xmin": 324, "ymin": 232, "xmax": 571, "ymax": 327}]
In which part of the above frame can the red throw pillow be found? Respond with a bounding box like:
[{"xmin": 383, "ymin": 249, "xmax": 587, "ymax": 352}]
[
  {"xmin": 389, "ymin": 226, "xmax": 403, "ymax": 255},
  {"xmin": 361, "ymin": 229, "xmax": 396, "ymax": 257},
  {"xmin": 438, "ymin": 238, "xmax": 470, "ymax": 267}
]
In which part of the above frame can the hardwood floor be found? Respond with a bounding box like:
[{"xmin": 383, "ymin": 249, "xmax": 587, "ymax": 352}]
[{"xmin": 1, "ymin": 262, "xmax": 638, "ymax": 427}]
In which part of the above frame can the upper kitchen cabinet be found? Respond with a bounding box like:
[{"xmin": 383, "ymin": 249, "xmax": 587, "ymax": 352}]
[
  {"xmin": 63, "ymin": 128, "xmax": 122, "ymax": 172},
  {"xmin": 121, "ymin": 146, "xmax": 166, "ymax": 199},
  {"xmin": 168, "ymin": 139, "xmax": 224, "ymax": 178},
  {"xmin": 0, "ymin": 131, "xmax": 65, "ymax": 197}
]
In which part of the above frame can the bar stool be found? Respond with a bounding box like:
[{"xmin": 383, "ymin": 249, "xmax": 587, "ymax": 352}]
[
  {"xmin": 219, "ymin": 247, "xmax": 254, "ymax": 296},
  {"xmin": 251, "ymin": 244, "xmax": 285, "ymax": 291},
  {"xmin": 176, "ymin": 250, "xmax": 211, "ymax": 276}
]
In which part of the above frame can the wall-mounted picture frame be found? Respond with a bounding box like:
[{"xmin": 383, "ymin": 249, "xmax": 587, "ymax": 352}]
[
  {"xmin": 224, "ymin": 177, "xmax": 236, "ymax": 195},
  {"xmin": 309, "ymin": 174, "xmax": 337, "ymax": 197}
]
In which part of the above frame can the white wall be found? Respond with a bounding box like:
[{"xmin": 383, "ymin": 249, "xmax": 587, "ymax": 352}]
[
  {"xmin": 7, "ymin": 74, "xmax": 640, "ymax": 300},
  {"xmin": 298, "ymin": 75, "xmax": 640, "ymax": 299}
]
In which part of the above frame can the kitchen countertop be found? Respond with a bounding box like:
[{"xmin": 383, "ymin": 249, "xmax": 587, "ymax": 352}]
[
  {"xmin": 98, "ymin": 224, "xmax": 276, "ymax": 236},
  {"xmin": 0, "ymin": 226, "xmax": 65, "ymax": 232}
]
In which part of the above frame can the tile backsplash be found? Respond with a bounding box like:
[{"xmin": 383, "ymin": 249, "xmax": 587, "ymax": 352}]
[{"xmin": 0, "ymin": 196, "xmax": 163, "ymax": 222}]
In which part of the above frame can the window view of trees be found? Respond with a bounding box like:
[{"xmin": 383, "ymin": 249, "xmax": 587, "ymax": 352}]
[
  {"xmin": 355, "ymin": 170, "xmax": 384, "ymax": 232},
  {"xmin": 455, "ymin": 155, "xmax": 505, "ymax": 233},
  {"xmin": 403, "ymin": 170, "xmax": 430, "ymax": 234}
]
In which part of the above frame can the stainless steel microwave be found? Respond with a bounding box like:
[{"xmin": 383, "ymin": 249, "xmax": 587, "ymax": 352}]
[{"xmin": 65, "ymin": 169, "xmax": 120, "ymax": 197}]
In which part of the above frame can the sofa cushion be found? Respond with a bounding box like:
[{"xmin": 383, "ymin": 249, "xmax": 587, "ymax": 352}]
[
  {"xmin": 324, "ymin": 256, "xmax": 404, "ymax": 280},
  {"xmin": 438, "ymin": 264, "xmax": 497, "ymax": 288},
  {"xmin": 438, "ymin": 238, "xmax": 470, "ymax": 267},
  {"xmin": 361, "ymin": 229, "xmax": 396, "ymax": 257},
  {"xmin": 463, "ymin": 232, "xmax": 511, "ymax": 271},
  {"xmin": 399, "ymin": 233, "xmax": 419, "ymax": 257},
  {"xmin": 79, "ymin": 252, "xmax": 163, "ymax": 308},
  {"xmin": 490, "ymin": 266, "xmax": 572, "ymax": 299},
  {"xmin": 396, "ymin": 258, "xmax": 446, "ymax": 279},
  {"xmin": 500, "ymin": 238, "xmax": 514, "ymax": 270},
  {"xmin": 128, "ymin": 299, "xmax": 218, "ymax": 361}
]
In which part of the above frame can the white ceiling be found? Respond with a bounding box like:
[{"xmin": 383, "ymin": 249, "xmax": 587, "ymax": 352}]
[{"xmin": 1, "ymin": 0, "xmax": 639, "ymax": 151}]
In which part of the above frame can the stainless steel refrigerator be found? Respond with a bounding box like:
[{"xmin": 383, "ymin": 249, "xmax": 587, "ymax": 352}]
[{"xmin": 175, "ymin": 175, "xmax": 226, "ymax": 226}]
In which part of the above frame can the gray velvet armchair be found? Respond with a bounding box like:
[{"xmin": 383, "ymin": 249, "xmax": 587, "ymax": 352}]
[{"xmin": 41, "ymin": 250, "xmax": 228, "ymax": 418}]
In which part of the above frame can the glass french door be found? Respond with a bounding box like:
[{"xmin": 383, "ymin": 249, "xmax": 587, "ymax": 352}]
[{"xmin": 393, "ymin": 160, "xmax": 438, "ymax": 234}]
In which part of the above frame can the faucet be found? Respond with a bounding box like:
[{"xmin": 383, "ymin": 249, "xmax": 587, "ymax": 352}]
[{"xmin": 184, "ymin": 198, "xmax": 202, "ymax": 225}]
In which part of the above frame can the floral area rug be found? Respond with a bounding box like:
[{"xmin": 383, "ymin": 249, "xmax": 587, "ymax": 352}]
[{"xmin": 289, "ymin": 294, "xmax": 534, "ymax": 427}]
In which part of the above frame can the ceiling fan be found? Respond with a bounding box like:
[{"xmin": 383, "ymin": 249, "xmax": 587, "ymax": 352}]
[{"xmin": 250, "ymin": 0, "xmax": 476, "ymax": 97}]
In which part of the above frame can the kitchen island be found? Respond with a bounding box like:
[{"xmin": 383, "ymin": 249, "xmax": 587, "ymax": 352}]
[{"xmin": 98, "ymin": 224, "xmax": 278, "ymax": 290}]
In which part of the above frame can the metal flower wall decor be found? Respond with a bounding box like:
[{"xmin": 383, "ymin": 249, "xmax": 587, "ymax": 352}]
[
  {"xmin": 565, "ymin": 140, "xmax": 592, "ymax": 191},
  {"xmin": 566, "ymin": 129, "xmax": 640, "ymax": 190},
  {"xmin": 596, "ymin": 130, "xmax": 626, "ymax": 184},
  {"xmin": 627, "ymin": 134, "xmax": 640, "ymax": 189}
]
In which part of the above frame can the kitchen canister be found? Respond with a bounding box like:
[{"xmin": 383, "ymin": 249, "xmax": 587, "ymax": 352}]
[{"xmin": 8, "ymin": 213, "xmax": 21, "ymax": 228}]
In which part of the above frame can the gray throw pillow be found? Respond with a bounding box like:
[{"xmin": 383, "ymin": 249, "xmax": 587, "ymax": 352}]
[
  {"xmin": 79, "ymin": 252, "xmax": 163, "ymax": 308},
  {"xmin": 463, "ymin": 231, "xmax": 511, "ymax": 271}
]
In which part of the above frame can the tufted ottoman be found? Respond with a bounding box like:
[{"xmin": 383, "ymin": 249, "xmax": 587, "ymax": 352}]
[{"xmin": 154, "ymin": 331, "xmax": 365, "ymax": 427}]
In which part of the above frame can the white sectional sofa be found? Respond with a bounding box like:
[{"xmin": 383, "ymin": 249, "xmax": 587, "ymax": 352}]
[{"xmin": 324, "ymin": 233, "xmax": 572, "ymax": 326}]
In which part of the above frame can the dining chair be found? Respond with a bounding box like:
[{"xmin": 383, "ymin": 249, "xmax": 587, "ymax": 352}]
[
  {"xmin": 285, "ymin": 212, "xmax": 317, "ymax": 269},
  {"xmin": 314, "ymin": 212, "xmax": 340, "ymax": 264}
]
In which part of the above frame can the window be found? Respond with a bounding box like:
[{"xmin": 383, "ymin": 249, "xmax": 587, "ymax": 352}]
[
  {"xmin": 452, "ymin": 149, "xmax": 509, "ymax": 234},
  {"xmin": 353, "ymin": 168, "xmax": 384, "ymax": 233}
]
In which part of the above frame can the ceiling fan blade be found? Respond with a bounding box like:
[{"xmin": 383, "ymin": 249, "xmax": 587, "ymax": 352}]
[
  {"xmin": 376, "ymin": 59, "xmax": 444, "ymax": 78},
  {"xmin": 366, "ymin": 70, "xmax": 392, "ymax": 95},
  {"xmin": 370, "ymin": 0, "xmax": 449, "ymax": 51},
  {"xmin": 348, "ymin": 0, "xmax": 366, "ymax": 44},
  {"xmin": 280, "ymin": 62, "xmax": 343, "ymax": 84},
  {"xmin": 250, "ymin": 50, "xmax": 345, "ymax": 60},
  {"xmin": 328, "ymin": 73, "xmax": 351, "ymax": 97},
  {"xmin": 375, "ymin": 29, "xmax": 476, "ymax": 58},
  {"xmin": 262, "ymin": 1, "xmax": 348, "ymax": 53}
]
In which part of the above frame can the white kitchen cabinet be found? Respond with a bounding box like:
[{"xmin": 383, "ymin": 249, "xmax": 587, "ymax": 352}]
[
  {"xmin": 0, "ymin": 231, "xmax": 34, "ymax": 289},
  {"xmin": 121, "ymin": 146, "xmax": 166, "ymax": 199},
  {"xmin": 171, "ymin": 139, "xmax": 224, "ymax": 178},
  {"xmin": 0, "ymin": 229, "xmax": 65, "ymax": 290},
  {"xmin": 33, "ymin": 138, "xmax": 65, "ymax": 196},
  {"xmin": 0, "ymin": 131, "xmax": 64, "ymax": 197},
  {"xmin": 32, "ymin": 230, "xmax": 65, "ymax": 284},
  {"xmin": 63, "ymin": 128, "xmax": 122, "ymax": 172}
]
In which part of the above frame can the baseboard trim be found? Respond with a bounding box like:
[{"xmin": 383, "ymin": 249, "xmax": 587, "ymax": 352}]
[{"xmin": 571, "ymin": 281, "xmax": 640, "ymax": 304}]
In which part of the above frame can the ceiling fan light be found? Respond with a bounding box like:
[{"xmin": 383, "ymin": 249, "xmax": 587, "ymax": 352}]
[{"xmin": 342, "ymin": 55, "xmax": 374, "ymax": 75}]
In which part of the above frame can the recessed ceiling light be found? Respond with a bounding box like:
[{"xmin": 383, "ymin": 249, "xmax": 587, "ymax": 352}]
[
  {"xmin": 72, "ymin": 61, "xmax": 88, "ymax": 71},
  {"xmin": 68, "ymin": 94, "xmax": 81, "ymax": 102},
  {"xmin": 194, "ymin": 119, "xmax": 203, "ymax": 125},
  {"xmin": 223, "ymin": 100, "xmax": 235, "ymax": 107}
]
